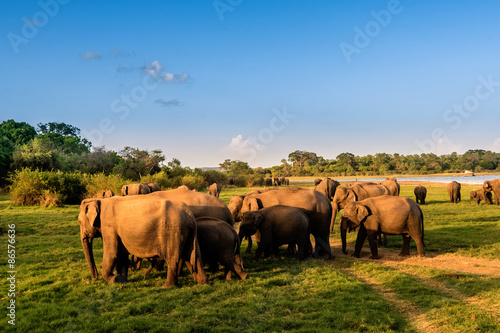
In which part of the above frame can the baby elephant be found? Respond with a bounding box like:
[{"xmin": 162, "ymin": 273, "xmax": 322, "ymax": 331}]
[
  {"xmin": 414, "ymin": 185, "xmax": 427, "ymax": 204},
  {"xmin": 239, "ymin": 205, "xmax": 311, "ymax": 260},
  {"xmin": 469, "ymin": 189, "xmax": 493, "ymax": 205},
  {"xmin": 196, "ymin": 217, "xmax": 247, "ymax": 280},
  {"xmin": 341, "ymin": 196, "xmax": 424, "ymax": 259}
]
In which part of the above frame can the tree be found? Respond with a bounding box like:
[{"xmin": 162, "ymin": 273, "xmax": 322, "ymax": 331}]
[
  {"xmin": 288, "ymin": 150, "xmax": 319, "ymax": 169},
  {"xmin": 0, "ymin": 119, "xmax": 36, "ymax": 145},
  {"xmin": 36, "ymin": 122, "xmax": 91, "ymax": 155},
  {"xmin": 116, "ymin": 147, "xmax": 165, "ymax": 180},
  {"xmin": 81, "ymin": 146, "xmax": 121, "ymax": 174}
]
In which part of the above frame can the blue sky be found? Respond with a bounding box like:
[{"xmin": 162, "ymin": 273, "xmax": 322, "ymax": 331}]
[{"xmin": 2, "ymin": 0, "xmax": 500, "ymax": 168}]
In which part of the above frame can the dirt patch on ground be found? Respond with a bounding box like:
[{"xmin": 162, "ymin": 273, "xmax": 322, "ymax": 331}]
[{"xmin": 333, "ymin": 244, "xmax": 500, "ymax": 276}]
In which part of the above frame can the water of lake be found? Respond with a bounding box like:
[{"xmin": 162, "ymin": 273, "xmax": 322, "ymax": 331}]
[{"xmin": 295, "ymin": 175, "xmax": 500, "ymax": 185}]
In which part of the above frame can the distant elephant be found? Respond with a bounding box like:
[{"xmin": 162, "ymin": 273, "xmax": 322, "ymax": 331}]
[
  {"xmin": 196, "ymin": 217, "xmax": 247, "ymax": 280},
  {"xmin": 469, "ymin": 189, "xmax": 493, "ymax": 205},
  {"xmin": 284, "ymin": 178, "xmax": 290, "ymax": 185},
  {"xmin": 414, "ymin": 185, "xmax": 427, "ymax": 205},
  {"xmin": 341, "ymin": 196, "xmax": 425, "ymax": 259},
  {"xmin": 314, "ymin": 177, "xmax": 340, "ymax": 201},
  {"xmin": 149, "ymin": 187, "xmax": 234, "ymax": 226},
  {"xmin": 447, "ymin": 181, "xmax": 461, "ymax": 203},
  {"xmin": 121, "ymin": 183, "xmax": 151, "ymax": 196},
  {"xmin": 314, "ymin": 178, "xmax": 322, "ymax": 186},
  {"xmin": 265, "ymin": 178, "xmax": 273, "ymax": 186},
  {"xmin": 273, "ymin": 177, "xmax": 281, "ymax": 186},
  {"xmin": 239, "ymin": 205, "xmax": 311, "ymax": 260},
  {"xmin": 77, "ymin": 196, "xmax": 207, "ymax": 287},
  {"xmin": 331, "ymin": 184, "xmax": 391, "ymax": 233},
  {"xmin": 483, "ymin": 179, "xmax": 500, "ymax": 205},
  {"xmin": 381, "ymin": 179, "xmax": 400, "ymax": 196},
  {"xmin": 236, "ymin": 187, "xmax": 332, "ymax": 259},
  {"xmin": 207, "ymin": 182, "xmax": 222, "ymax": 198},
  {"xmin": 145, "ymin": 182, "xmax": 161, "ymax": 192},
  {"xmin": 228, "ymin": 177, "xmax": 239, "ymax": 186},
  {"xmin": 280, "ymin": 176, "xmax": 286, "ymax": 184},
  {"xmin": 102, "ymin": 190, "xmax": 115, "ymax": 198}
]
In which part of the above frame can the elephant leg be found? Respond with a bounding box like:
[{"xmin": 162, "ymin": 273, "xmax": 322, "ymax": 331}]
[
  {"xmin": 115, "ymin": 243, "xmax": 130, "ymax": 279},
  {"xmin": 285, "ymin": 243, "xmax": 296, "ymax": 255},
  {"xmin": 102, "ymin": 234, "xmax": 126, "ymax": 283},
  {"xmin": 162, "ymin": 259, "xmax": 179, "ymax": 288},
  {"xmin": 232, "ymin": 262, "xmax": 248, "ymax": 280},
  {"xmin": 143, "ymin": 258, "xmax": 157, "ymax": 278},
  {"xmin": 312, "ymin": 236, "xmax": 332, "ymax": 260},
  {"xmin": 366, "ymin": 231, "xmax": 380, "ymax": 259},
  {"xmin": 413, "ymin": 236, "xmax": 425, "ymax": 257},
  {"xmin": 224, "ymin": 266, "xmax": 232, "ymax": 281},
  {"xmin": 399, "ymin": 235, "xmax": 411, "ymax": 256},
  {"xmin": 353, "ymin": 226, "xmax": 367, "ymax": 258},
  {"xmin": 255, "ymin": 244, "xmax": 264, "ymax": 260},
  {"xmin": 245, "ymin": 236, "xmax": 253, "ymax": 253}
]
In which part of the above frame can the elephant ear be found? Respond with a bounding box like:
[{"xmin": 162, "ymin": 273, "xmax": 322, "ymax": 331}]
[
  {"xmin": 347, "ymin": 189, "xmax": 357, "ymax": 203},
  {"xmin": 247, "ymin": 198, "xmax": 260, "ymax": 211},
  {"xmin": 252, "ymin": 212, "xmax": 264, "ymax": 227},
  {"xmin": 86, "ymin": 201, "xmax": 101, "ymax": 228},
  {"xmin": 356, "ymin": 205, "xmax": 370, "ymax": 222}
]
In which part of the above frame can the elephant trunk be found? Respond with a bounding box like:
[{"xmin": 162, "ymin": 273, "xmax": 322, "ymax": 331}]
[
  {"xmin": 313, "ymin": 237, "xmax": 332, "ymax": 260},
  {"xmin": 340, "ymin": 218, "xmax": 348, "ymax": 255},
  {"xmin": 330, "ymin": 203, "xmax": 339, "ymax": 234},
  {"xmin": 81, "ymin": 236, "xmax": 98, "ymax": 280}
]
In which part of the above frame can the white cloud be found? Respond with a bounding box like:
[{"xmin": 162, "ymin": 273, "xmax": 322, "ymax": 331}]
[
  {"xmin": 80, "ymin": 51, "xmax": 102, "ymax": 61},
  {"xmin": 155, "ymin": 98, "xmax": 182, "ymax": 107},
  {"xmin": 143, "ymin": 61, "xmax": 190, "ymax": 83},
  {"xmin": 227, "ymin": 135, "xmax": 252, "ymax": 152}
]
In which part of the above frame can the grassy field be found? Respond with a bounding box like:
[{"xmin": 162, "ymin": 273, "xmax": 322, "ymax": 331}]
[{"xmin": 1, "ymin": 183, "xmax": 499, "ymax": 332}]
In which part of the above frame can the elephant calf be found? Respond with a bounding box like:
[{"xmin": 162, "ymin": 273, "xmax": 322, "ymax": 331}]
[
  {"xmin": 239, "ymin": 205, "xmax": 311, "ymax": 260},
  {"xmin": 414, "ymin": 185, "xmax": 427, "ymax": 205},
  {"xmin": 196, "ymin": 217, "xmax": 247, "ymax": 280},
  {"xmin": 469, "ymin": 189, "xmax": 493, "ymax": 205},
  {"xmin": 341, "ymin": 196, "xmax": 425, "ymax": 259}
]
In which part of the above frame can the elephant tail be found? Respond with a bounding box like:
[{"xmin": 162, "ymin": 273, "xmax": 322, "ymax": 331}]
[{"xmin": 418, "ymin": 205, "xmax": 425, "ymax": 247}]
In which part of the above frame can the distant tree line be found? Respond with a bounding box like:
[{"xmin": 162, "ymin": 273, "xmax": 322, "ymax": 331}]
[{"xmin": 1, "ymin": 120, "xmax": 499, "ymax": 191}]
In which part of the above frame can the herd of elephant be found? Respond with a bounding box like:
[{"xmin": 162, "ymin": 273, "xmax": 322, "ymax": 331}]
[{"xmin": 78, "ymin": 177, "xmax": 500, "ymax": 288}]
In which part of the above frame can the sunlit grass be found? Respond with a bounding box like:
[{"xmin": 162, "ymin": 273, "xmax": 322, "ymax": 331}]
[{"xmin": 0, "ymin": 182, "xmax": 499, "ymax": 332}]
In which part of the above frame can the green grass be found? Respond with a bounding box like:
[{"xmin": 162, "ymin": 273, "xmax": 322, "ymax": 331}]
[{"xmin": 1, "ymin": 184, "xmax": 499, "ymax": 332}]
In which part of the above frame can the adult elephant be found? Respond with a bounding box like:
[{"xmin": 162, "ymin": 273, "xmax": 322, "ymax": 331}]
[
  {"xmin": 265, "ymin": 178, "xmax": 273, "ymax": 186},
  {"xmin": 149, "ymin": 187, "xmax": 234, "ymax": 226},
  {"xmin": 340, "ymin": 196, "xmax": 425, "ymax": 259},
  {"xmin": 238, "ymin": 187, "xmax": 333, "ymax": 259},
  {"xmin": 273, "ymin": 177, "xmax": 281, "ymax": 186},
  {"xmin": 121, "ymin": 183, "xmax": 151, "ymax": 196},
  {"xmin": 447, "ymin": 181, "xmax": 461, "ymax": 203},
  {"xmin": 483, "ymin": 179, "xmax": 500, "ymax": 205},
  {"xmin": 146, "ymin": 182, "xmax": 161, "ymax": 192},
  {"xmin": 207, "ymin": 182, "xmax": 222, "ymax": 198},
  {"xmin": 331, "ymin": 184, "xmax": 391, "ymax": 233},
  {"xmin": 314, "ymin": 177, "xmax": 340, "ymax": 201},
  {"xmin": 381, "ymin": 179, "xmax": 400, "ymax": 196},
  {"xmin": 78, "ymin": 196, "xmax": 207, "ymax": 287}
]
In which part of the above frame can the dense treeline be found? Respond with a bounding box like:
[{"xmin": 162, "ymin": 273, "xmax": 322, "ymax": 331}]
[
  {"xmin": 272, "ymin": 149, "xmax": 500, "ymax": 177},
  {"xmin": 2, "ymin": 120, "xmax": 500, "ymax": 205}
]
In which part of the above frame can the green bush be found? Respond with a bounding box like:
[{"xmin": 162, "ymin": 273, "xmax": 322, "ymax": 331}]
[
  {"xmin": 85, "ymin": 173, "xmax": 127, "ymax": 198},
  {"xmin": 181, "ymin": 174, "xmax": 206, "ymax": 190},
  {"xmin": 9, "ymin": 168, "xmax": 87, "ymax": 205},
  {"xmin": 9, "ymin": 168, "xmax": 47, "ymax": 205}
]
